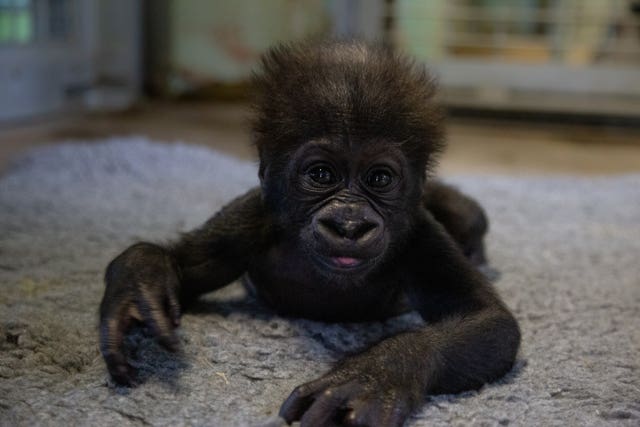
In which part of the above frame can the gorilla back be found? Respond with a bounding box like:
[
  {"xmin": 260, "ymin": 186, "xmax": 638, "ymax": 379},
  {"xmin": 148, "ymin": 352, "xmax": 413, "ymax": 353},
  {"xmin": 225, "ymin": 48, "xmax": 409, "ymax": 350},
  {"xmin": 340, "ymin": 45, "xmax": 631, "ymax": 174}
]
[{"xmin": 99, "ymin": 40, "xmax": 520, "ymax": 427}]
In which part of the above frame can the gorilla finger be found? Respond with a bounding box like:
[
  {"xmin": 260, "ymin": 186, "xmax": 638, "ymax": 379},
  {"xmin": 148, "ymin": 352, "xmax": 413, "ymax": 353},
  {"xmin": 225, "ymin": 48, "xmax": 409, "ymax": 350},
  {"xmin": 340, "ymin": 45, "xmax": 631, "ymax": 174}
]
[
  {"xmin": 344, "ymin": 398, "xmax": 373, "ymax": 426},
  {"xmin": 279, "ymin": 376, "xmax": 336, "ymax": 422},
  {"xmin": 345, "ymin": 398, "xmax": 408, "ymax": 427},
  {"xmin": 163, "ymin": 257, "xmax": 182, "ymax": 327},
  {"xmin": 299, "ymin": 386, "xmax": 350, "ymax": 427},
  {"xmin": 165, "ymin": 289, "xmax": 181, "ymax": 327},
  {"xmin": 104, "ymin": 352, "xmax": 137, "ymax": 386},
  {"xmin": 100, "ymin": 313, "xmax": 136, "ymax": 386},
  {"xmin": 279, "ymin": 387, "xmax": 314, "ymax": 423},
  {"xmin": 380, "ymin": 402, "xmax": 410, "ymax": 427},
  {"xmin": 137, "ymin": 285, "xmax": 180, "ymax": 351}
]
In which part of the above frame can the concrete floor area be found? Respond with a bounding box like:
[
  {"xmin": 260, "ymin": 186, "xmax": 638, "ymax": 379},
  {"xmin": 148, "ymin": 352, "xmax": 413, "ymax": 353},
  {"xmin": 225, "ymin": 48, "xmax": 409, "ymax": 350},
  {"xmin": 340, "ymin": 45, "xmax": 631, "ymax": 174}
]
[{"xmin": 1, "ymin": 102, "xmax": 639, "ymax": 176}]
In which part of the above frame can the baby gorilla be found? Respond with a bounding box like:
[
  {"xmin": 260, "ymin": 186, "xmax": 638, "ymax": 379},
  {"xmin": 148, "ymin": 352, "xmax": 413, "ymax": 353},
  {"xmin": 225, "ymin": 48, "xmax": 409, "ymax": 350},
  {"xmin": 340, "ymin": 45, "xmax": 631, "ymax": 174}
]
[{"xmin": 99, "ymin": 40, "xmax": 520, "ymax": 426}]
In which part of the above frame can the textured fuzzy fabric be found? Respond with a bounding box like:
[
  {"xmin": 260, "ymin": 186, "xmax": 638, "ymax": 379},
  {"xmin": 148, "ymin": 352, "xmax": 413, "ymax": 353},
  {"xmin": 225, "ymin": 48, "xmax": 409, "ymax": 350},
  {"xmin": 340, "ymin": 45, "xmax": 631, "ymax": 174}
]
[{"xmin": 1, "ymin": 138, "xmax": 638, "ymax": 426}]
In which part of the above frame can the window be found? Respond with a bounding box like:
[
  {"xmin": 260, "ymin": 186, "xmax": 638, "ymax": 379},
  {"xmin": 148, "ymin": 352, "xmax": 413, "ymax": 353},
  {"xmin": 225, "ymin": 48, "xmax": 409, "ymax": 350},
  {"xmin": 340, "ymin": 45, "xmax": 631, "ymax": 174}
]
[{"xmin": 0, "ymin": 0, "xmax": 34, "ymax": 44}]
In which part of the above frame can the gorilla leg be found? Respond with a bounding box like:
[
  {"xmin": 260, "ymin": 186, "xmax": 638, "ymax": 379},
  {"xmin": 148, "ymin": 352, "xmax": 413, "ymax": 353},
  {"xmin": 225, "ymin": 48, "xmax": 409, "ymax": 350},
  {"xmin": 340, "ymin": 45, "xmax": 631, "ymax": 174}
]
[{"xmin": 422, "ymin": 181, "xmax": 488, "ymax": 265}]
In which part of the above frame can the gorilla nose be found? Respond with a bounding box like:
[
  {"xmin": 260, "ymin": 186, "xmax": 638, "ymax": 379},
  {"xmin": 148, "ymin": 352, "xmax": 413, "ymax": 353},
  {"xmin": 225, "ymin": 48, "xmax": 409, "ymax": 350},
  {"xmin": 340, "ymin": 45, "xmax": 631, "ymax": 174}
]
[{"xmin": 317, "ymin": 216, "xmax": 380, "ymax": 243}]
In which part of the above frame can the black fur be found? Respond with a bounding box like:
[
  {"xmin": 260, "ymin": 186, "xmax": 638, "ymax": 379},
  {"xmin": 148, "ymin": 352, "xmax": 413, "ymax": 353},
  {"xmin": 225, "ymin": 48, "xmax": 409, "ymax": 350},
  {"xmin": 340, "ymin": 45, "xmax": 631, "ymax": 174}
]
[
  {"xmin": 99, "ymin": 40, "xmax": 520, "ymax": 427},
  {"xmin": 251, "ymin": 40, "xmax": 445, "ymax": 182}
]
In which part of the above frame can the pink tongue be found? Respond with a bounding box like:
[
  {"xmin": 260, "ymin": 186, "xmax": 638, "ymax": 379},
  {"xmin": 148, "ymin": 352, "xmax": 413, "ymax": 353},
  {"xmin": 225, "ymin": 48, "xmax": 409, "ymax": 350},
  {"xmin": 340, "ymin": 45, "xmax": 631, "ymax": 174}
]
[{"xmin": 333, "ymin": 257, "xmax": 360, "ymax": 267}]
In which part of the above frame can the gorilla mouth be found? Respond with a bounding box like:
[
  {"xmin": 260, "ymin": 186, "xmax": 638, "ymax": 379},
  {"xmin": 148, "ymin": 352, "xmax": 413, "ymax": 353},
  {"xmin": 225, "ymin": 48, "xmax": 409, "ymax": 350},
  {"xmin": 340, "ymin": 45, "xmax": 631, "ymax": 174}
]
[
  {"xmin": 331, "ymin": 257, "xmax": 363, "ymax": 268},
  {"xmin": 312, "ymin": 252, "xmax": 377, "ymax": 274}
]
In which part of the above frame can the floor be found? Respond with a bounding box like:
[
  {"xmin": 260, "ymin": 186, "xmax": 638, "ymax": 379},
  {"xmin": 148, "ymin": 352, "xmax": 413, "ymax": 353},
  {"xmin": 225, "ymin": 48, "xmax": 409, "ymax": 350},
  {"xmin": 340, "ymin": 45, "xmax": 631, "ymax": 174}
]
[{"xmin": 1, "ymin": 101, "xmax": 639, "ymax": 176}]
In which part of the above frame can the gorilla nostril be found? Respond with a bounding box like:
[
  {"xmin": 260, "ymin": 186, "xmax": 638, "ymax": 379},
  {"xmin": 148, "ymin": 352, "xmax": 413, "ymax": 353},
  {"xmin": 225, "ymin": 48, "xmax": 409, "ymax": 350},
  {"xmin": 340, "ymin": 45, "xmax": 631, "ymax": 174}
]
[
  {"xmin": 319, "ymin": 218, "xmax": 378, "ymax": 241},
  {"xmin": 357, "ymin": 222, "xmax": 377, "ymax": 237},
  {"xmin": 319, "ymin": 218, "xmax": 346, "ymax": 238}
]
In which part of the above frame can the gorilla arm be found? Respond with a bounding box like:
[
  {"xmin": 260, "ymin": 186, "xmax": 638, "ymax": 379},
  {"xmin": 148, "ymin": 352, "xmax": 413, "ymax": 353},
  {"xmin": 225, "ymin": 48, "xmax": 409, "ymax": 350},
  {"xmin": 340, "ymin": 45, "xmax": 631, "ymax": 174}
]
[
  {"xmin": 99, "ymin": 188, "xmax": 269, "ymax": 385},
  {"xmin": 279, "ymin": 209, "xmax": 520, "ymax": 427}
]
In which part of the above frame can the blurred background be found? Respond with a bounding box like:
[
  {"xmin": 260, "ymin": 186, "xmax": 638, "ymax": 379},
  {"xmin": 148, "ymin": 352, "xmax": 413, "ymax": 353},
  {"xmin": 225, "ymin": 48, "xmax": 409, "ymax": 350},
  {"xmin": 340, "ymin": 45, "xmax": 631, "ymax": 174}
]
[{"xmin": 0, "ymin": 0, "xmax": 639, "ymax": 175}]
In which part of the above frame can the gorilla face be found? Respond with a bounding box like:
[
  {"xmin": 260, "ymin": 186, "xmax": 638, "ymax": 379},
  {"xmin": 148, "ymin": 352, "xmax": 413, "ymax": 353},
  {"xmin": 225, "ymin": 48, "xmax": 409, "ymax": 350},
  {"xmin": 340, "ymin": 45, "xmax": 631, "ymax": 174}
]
[{"xmin": 274, "ymin": 138, "xmax": 418, "ymax": 278}]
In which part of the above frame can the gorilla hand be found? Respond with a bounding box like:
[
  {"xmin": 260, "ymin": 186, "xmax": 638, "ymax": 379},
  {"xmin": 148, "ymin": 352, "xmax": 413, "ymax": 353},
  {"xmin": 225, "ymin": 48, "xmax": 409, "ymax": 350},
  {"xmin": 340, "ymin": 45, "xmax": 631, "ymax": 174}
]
[
  {"xmin": 280, "ymin": 333, "xmax": 424, "ymax": 427},
  {"xmin": 99, "ymin": 242, "xmax": 181, "ymax": 385}
]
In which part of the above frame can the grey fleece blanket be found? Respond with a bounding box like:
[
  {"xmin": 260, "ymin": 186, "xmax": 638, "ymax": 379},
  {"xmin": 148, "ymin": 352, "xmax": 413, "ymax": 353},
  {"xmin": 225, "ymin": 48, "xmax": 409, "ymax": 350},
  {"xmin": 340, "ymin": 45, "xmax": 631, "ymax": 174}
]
[{"xmin": 1, "ymin": 138, "xmax": 638, "ymax": 426}]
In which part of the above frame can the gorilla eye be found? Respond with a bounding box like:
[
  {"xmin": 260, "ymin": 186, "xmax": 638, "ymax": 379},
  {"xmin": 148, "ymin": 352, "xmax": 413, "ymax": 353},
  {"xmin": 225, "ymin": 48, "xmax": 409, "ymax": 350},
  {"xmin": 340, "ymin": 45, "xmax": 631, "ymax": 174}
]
[
  {"xmin": 307, "ymin": 165, "xmax": 337, "ymax": 185},
  {"xmin": 366, "ymin": 169, "xmax": 393, "ymax": 189}
]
